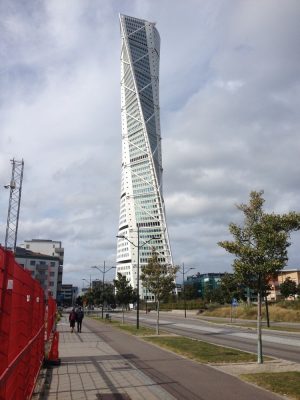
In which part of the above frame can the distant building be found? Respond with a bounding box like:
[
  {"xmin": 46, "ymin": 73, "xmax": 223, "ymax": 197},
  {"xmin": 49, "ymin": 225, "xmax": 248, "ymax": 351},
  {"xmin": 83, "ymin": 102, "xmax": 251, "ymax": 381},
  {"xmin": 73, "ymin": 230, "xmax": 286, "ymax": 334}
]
[
  {"xmin": 61, "ymin": 284, "xmax": 78, "ymax": 306},
  {"xmin": 15, "ymin": 247, "xmax": 60, "ymax": 299},
  {"xmin": 186, "ymin": 273, "xmax": 226, "ymax": 298},
  {"xmin": 20, "ymin": 239, "xmax": 64, "ymax": 297},
  {"xmin": 268, "ymin": 268, "xmax": 300, "ymax": 301}
]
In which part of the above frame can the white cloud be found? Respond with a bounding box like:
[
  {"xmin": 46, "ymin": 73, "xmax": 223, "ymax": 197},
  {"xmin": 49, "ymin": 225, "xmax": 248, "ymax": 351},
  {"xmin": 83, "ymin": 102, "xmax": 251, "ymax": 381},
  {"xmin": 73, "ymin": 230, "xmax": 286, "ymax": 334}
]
[{"xmin": 1, "ymin": 0, "xmax": 300, "ymax": 288}]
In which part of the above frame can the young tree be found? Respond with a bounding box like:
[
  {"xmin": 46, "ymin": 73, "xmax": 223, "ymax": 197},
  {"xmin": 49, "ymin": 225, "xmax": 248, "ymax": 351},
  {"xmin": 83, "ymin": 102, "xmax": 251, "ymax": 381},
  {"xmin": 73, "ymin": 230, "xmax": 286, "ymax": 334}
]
[
  {"xmin": 280, "ymin": 277, "xmax": 298, "ymax": 299},
  {"xmin": 141, "ymin": 251, "xmax": 179, "ymax": 334},
  {"xmin": 184, "ymin": 283, "xmax": 198, "ymax": 300},
  {"xmin": 220, "ymin": 273, "xmax": 245, "ymax": 304},
  {"xmin": 218, "ymin": 191, "xmax": 300, "ymax": 363},
  {"xmin": 114, "ymin": 273, "xmax": 133, "ymax": 324}
]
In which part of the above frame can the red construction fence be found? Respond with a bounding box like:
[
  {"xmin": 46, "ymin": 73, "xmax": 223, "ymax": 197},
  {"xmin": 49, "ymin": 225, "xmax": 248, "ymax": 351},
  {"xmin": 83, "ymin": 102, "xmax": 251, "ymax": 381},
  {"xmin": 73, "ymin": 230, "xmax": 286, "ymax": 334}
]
[{"xmin": 0, "ymin": 246, "xmax": 58, "ymax": 400}]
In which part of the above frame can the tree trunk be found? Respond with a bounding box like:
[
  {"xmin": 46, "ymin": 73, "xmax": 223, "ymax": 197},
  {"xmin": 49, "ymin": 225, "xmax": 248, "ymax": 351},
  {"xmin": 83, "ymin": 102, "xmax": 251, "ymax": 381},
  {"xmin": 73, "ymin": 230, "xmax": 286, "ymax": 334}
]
[
  {"xmin": 257, "ymin": 289, "xmax": 263, "ymax": 364},
  {"xmin": 122, "ymin": 304, "xmax": 124, "ymax": 324},
  {"xmin": 156, "ymin": 299, "xmax": 160, "ymax": 335}
]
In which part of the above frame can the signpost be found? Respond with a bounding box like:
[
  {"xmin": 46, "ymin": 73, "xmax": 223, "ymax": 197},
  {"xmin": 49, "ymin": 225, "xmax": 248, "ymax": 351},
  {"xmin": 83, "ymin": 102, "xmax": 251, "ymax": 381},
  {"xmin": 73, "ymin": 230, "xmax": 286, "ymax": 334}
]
[{"xmin": 231, "ymin": 298, "xmax": 238, "ymax": 322}]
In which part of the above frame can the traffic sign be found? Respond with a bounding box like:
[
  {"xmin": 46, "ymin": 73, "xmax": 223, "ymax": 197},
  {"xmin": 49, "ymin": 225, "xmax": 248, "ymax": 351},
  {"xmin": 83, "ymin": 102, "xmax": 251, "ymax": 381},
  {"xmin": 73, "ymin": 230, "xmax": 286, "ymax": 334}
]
[{"xmin": 232, "ymin": 298, "xmax": 238, "ymax": 307}]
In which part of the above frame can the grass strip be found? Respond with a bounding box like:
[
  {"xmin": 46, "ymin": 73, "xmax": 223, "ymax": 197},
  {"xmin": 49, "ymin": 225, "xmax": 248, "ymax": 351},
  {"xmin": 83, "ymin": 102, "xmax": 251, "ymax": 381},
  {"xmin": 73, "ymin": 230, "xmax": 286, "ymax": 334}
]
[
  {"xmin": 241, "ymin": 371, "xmax": 300, "ymax": 399},
  {"xmin": 144, "ymin": 336, "xmax": 258, "ymax": 363},
  {"xmin": 92, "ymin": 317, "xmax": 158, "ymax": 336}
]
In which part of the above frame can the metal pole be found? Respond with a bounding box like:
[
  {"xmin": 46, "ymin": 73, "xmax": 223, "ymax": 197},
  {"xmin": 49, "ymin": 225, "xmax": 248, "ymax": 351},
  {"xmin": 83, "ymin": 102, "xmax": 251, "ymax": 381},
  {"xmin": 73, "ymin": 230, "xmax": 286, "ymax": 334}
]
[
  {"xmin": 257, "ymin": 274, "xmax": 263, "ymax": 364},
  {"xmin": 183, "ymin": 263, "xmax": 187, "ymax": 318},
  {"xmin": 137, "ymin": 225, "xmax": 140, "ymax": 329},
  {"xmin": 102, "ymin": 261, "xmax": 105, "ymax": 319}
]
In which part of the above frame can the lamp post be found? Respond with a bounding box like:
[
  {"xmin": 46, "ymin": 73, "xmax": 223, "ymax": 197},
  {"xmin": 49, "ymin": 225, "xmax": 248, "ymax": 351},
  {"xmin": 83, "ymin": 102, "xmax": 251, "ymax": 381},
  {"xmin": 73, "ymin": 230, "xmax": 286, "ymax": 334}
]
[
  {"xmin": 92, "ymin": 262, "xmax": 115, "ymax": 319},
  {"xmin": 117, "ymin": 225, "xmax": 159, "ymax": 329},
  {"xmin": 180, "ymin": 263, "xmax": 195, "ymax": 318}
]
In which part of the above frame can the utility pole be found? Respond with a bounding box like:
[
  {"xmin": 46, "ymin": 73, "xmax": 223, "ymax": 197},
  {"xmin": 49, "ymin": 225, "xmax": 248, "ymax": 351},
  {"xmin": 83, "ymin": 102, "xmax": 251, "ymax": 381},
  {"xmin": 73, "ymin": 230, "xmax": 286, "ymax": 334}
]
[{"xmin": 4, "ymin": 159, "xmax": 24, "ymax": 253}]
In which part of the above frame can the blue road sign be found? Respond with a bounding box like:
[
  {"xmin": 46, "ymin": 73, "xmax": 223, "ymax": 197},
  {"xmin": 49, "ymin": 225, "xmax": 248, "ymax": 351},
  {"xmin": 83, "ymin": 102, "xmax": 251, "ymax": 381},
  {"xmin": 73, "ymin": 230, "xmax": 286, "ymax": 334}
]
[{"xmin": 232, "ymin": 298, "xmax": 238, "ymax": 307}]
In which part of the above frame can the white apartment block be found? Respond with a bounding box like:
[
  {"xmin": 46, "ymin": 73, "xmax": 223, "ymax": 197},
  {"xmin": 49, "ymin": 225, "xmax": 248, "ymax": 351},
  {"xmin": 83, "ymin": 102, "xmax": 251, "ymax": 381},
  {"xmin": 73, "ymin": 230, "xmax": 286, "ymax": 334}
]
[
  {"xmin": 20, "ymin": 239, "xmax": 64, "ymax": 295},
  {"xmin": 16, "ymin": 247, "xmax": 60, "ymax": 299}
]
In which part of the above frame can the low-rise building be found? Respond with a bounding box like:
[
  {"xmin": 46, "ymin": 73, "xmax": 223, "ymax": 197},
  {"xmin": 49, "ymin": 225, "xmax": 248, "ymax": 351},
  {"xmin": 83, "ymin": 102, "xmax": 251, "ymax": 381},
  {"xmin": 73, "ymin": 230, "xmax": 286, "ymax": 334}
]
[
  {"xmin": 20, "ymin": 239, "xmax": 64, "ymax": 297},
  {"xmin": 268, "ymin": 269, "xmax": 300, "ymax": 301},
  {"xmin": 186, "ymin": 272, "xmax": 226, "ymax": 298},
  {"xmin": 15, "ymin": 247, "xmax": 60, "ymax": 299},
  {"xmin": 60, "ymin": 284, "xmax": 78, "ymax": 307}
]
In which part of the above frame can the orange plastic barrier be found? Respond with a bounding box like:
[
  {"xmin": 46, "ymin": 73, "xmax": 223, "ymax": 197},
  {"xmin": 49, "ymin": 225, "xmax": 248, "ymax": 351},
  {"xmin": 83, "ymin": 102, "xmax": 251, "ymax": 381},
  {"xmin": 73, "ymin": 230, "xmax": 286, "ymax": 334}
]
[{"xmin": 0, "ymin": 247, "xmax": 57, "ymax": 400}]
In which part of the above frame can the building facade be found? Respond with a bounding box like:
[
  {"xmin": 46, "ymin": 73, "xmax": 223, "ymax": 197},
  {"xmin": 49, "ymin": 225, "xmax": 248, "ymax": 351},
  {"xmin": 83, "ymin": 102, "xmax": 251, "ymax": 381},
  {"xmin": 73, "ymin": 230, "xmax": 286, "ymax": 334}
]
[
  {"xmin": 60, "ymin": 284, "xmax": 78, "ymax": 307},
  {"xmin": 20, "ymin": 239, "xmax": 64, "ymax": 296},
  {"xmin": 116, "ymin": 15, "xmax": 172, "ymax": 298},
  {"xmin": 268, "ymin": 269, "xmax": 300, "ymax": 301},
  {"xmin": 15, "ymin": 247, "xmax": 60, "ymax": 299},
  {"xmin": 186, "ymin": 273, "xmax": 226, "ymax": 298}
]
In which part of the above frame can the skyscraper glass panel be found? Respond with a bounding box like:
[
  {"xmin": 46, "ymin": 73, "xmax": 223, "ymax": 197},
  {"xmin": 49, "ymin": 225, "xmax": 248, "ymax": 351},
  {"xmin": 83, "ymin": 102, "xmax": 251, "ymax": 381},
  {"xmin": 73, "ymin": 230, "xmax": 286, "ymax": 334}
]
[{"xmin": 116, "ymin": 15, "xmax": 173, "ymax": 296}]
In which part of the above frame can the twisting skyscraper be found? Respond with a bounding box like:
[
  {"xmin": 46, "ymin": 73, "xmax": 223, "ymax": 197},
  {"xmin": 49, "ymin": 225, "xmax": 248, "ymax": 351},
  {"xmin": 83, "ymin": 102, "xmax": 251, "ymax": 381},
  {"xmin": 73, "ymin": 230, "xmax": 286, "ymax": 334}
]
[{"xmin": 116, "ymin": 15, "xmax": 172, "ymax": 299}]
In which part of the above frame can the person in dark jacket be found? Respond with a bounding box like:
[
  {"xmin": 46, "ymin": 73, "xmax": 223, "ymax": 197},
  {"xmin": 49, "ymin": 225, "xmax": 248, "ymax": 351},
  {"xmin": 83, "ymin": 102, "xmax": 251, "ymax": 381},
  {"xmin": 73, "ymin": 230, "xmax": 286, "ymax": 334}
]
[
  {"xmin": 76, "ymin": 307, "xmax": 84, "ymax": 333},
  {"xmin": 69, "ymin": 308, "xmax": 77, "ymax": 333}
]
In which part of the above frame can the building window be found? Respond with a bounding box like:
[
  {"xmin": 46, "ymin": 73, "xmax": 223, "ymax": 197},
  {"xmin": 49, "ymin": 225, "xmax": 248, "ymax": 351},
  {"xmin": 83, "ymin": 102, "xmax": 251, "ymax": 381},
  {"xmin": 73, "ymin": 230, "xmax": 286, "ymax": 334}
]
[{"xmin": 30, "ymin": 260, "xmax": 36, "ymax": 266}]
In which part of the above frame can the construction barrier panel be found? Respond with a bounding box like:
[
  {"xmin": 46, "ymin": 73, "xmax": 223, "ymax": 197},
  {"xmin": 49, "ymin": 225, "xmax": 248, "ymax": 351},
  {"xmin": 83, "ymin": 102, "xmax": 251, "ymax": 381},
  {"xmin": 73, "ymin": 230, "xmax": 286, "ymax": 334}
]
[{"xmin": 0, "ymin": 246, "xmax": 57, "ymax": 400}]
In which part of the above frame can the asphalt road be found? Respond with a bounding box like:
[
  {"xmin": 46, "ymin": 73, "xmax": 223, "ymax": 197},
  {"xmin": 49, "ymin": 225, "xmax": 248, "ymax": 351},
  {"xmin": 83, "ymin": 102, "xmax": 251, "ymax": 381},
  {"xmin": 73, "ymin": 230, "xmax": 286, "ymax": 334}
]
[
  {"xmin": 84, "ymin": 317, "xmax": 283, "ymax": 400},
  {"xmin": 111, "ymin": 311, "xmax": 300, "ymax": 363}
]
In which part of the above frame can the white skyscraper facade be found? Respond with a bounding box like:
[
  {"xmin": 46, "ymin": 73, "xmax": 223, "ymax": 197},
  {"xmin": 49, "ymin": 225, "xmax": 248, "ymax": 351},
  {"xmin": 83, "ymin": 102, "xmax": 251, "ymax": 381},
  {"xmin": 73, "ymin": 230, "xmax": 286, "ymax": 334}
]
[{"xmin": 116, "ymin": 15, "xmax": 172, "ymax": 298}]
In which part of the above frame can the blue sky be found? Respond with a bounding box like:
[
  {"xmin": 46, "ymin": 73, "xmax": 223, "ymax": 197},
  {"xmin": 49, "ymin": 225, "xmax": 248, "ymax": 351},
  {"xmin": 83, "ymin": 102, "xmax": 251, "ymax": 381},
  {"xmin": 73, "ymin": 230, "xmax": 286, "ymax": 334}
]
[{"xmin": 1, "ymin": 0, "xmax": 300, "ymax": 288}]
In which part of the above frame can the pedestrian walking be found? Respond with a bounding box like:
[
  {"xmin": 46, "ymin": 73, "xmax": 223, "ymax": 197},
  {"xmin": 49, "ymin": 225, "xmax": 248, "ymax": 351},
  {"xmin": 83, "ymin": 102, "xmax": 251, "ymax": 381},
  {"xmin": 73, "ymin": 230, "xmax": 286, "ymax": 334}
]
[
  {"xmin": 69, "ymin": 308, "xmax": 77, "ymax": 333},
  {"xmin": 76, "ymin": 306, "xmax": 84, "ymax": 332}
]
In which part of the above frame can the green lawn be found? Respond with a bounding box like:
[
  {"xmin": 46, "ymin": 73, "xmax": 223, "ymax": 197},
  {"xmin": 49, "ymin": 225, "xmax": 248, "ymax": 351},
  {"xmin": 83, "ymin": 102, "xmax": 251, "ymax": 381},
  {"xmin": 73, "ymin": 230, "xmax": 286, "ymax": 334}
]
[
  {"xmin": 93, "ymin": 317, "xmax": 158, "ymax": 336},
  {"xmin": 144, "ymin": 336, "xmax": 258, "ymax": 363},
  {"xmin": 242, "ymin": 371, "xmax": 300, "ymax": 399}
]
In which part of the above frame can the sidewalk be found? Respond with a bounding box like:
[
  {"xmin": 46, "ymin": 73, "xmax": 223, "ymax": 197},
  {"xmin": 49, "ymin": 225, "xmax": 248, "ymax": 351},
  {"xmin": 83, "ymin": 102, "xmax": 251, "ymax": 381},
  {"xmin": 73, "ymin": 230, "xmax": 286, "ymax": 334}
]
[
  {"xmin": 33, "ymin": 315, "xmax": 283, "ymax": 400},
  {"xmin": 34, "ymin": 314, "xmax": 176, "ymax": 400}
]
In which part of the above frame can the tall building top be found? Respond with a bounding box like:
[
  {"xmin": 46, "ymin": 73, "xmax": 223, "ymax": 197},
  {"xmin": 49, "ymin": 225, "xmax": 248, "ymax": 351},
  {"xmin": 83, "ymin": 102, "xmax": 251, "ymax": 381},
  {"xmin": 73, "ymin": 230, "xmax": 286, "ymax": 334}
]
[{"xmin": 119, "ymin": 14, "xmax": 157, "ymax": 27}]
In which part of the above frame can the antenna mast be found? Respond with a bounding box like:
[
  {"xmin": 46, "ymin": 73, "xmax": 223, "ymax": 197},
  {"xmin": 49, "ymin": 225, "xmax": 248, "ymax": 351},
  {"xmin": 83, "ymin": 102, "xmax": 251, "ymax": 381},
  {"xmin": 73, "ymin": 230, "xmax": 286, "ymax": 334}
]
[{"xmin": 4, "ymin": 159, "xmax": 25, "ymax": 252}]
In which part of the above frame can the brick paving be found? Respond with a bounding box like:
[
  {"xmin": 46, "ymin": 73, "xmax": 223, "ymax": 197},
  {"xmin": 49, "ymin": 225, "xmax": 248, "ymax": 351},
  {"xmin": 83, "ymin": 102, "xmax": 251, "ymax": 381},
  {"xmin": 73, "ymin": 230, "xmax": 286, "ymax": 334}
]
[{"xmin": 34, "ymin": 315, "xmax": 176, "ymax": 400}]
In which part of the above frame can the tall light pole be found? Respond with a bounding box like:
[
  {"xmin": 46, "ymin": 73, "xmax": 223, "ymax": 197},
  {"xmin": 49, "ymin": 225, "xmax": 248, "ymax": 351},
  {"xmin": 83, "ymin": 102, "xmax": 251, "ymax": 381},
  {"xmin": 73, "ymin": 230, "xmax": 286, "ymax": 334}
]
[
  {"xmin": 117, "ymin": 225, "xmax": 159, "ymax": 329},
  {"xmin": 92, "ymin": 263, "xmax": 115, "ymax": 319},
  {"xmin": 180, "ymin": 263, "xmax": 195, "ymax": 318}
]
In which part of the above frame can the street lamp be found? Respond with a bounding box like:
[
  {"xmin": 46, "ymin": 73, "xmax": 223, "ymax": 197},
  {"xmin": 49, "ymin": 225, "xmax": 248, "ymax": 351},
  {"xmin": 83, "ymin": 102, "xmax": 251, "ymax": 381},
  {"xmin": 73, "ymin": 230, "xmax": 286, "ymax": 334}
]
[
  {"xmin": 117, "ymin": 224, "xmax": 159, "ymax": 329},
  {"xmin": 92, "ymin": 263, "xmax": 115, "ymax": 319},
  {"xmin": 179, "ymin": 263, "xmax": 195, "ymax": 318}
]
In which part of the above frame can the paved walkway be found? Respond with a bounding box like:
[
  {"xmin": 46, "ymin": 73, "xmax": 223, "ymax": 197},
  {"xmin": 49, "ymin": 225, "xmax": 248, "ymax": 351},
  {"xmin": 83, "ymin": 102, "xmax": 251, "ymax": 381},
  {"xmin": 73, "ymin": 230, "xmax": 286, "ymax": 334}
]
[{"xmin": 34, "ymin": 315, "xmax": 285, "ymax": 400}]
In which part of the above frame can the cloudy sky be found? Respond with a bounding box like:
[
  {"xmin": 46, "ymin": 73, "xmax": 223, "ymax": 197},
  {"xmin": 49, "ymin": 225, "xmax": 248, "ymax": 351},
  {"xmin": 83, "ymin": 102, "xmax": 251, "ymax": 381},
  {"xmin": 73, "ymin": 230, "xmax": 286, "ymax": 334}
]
[{"xmin": 1, "ymin": 0, "xmax": 300, "ymax": 288}]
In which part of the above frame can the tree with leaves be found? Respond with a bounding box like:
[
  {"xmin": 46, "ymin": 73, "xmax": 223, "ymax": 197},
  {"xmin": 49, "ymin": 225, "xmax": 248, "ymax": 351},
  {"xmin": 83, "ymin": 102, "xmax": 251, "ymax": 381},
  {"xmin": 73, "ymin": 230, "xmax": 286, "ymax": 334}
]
[
  {"xmin": 219, "ymin": 273, "xmax": 246, "ymax": 304},
  {"xmin": 141, "ymin": 251, "xmax": 179, "ymax": 334},
  {"xmin": 114, "ymin": 273, "xmax": 134, "ymax": 324},
  {"xmin": 280, "ymin": 277, "xmax": 298, "ymax": 299},
  {"xmin": 184, "ymin": 283, "xmax": 198, "ymax": 300},
  {"xmin": 218, "ymin": 190, "xmax": 300, "ymax": 363}
]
